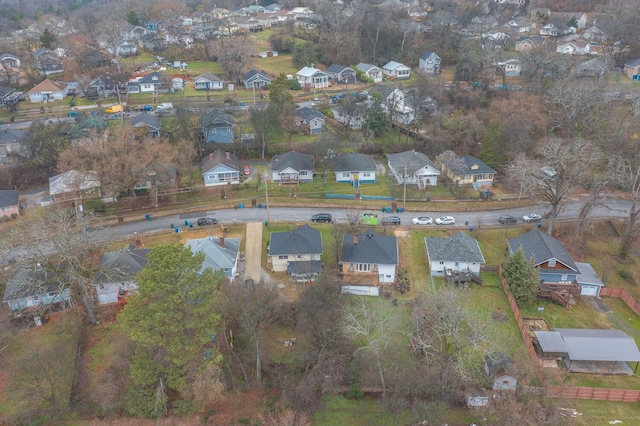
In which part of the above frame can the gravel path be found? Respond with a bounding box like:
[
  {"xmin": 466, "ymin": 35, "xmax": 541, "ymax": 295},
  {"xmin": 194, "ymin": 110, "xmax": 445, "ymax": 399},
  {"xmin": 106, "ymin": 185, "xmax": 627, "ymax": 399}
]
[{"xmin": 244, "ymin": 222, "xmax": 263, "ymax": 282}]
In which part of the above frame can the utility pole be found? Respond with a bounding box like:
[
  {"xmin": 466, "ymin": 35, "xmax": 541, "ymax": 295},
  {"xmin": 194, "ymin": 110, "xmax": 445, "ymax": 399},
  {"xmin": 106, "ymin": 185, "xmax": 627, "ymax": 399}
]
[
  {"xmin": 403, "ymin": 165, "xmax": 407, "ymax": 207},
  {"xmin": 264, "ymin": 171, "xmax": 270, "ymax": 224}
]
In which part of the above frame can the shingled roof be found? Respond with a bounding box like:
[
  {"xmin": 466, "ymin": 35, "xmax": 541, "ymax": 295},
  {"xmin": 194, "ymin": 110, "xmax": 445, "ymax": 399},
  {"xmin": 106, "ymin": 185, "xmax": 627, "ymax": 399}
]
[
  {"xmin": 269, "ymin": 225, "xmax": 322, "ymax": 256},
  {"xmin": 341, "ymin": 229, "xmax": 398, "ymax": 265},
  {"xmin": 425, "ymin": 232, "xmax": 485, "ymax": 263}
]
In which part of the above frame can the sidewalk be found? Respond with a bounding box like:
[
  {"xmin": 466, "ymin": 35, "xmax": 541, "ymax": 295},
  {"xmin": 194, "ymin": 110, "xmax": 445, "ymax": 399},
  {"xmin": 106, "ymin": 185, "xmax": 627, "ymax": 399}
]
[{"xmin": 244, "ymin": 222, "xmax": 263, "ymax": 283}]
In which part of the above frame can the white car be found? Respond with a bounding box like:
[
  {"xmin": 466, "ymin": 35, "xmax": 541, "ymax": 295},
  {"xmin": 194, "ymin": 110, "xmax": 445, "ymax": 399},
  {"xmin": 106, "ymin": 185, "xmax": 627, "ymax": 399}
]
[
  {"xmin": 412, "ymin": 216, "xmax": 433, "ymax": 225},
  {"xmin": 522, "ymin": 213, "xmax": 542, "ymax": 223},
  {"xmin": 435, "ymin": 216, "xmax": 455, "ymax": 225}
]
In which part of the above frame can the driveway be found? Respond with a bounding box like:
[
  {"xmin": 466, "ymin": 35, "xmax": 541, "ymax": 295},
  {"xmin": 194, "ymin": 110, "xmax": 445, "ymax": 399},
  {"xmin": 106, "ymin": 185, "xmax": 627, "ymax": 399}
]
[
  {"xmin": 582, "ymin": 296, "xmax": 612, "ymax": 313},
  {"xmin": 244, "ymin": 222, "xmax": 263, "ymax": 283}
]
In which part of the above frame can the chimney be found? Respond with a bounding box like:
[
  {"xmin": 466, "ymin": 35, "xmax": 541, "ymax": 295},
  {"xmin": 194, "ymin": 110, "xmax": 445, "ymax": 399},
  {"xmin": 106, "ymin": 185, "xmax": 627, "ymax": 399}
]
[
  {"xmin": 209, "ymin": 153, "xmax": 213, "ymax": 160},
  {"xmin": 226, "ymin": 151, "xmax": 230, "ymax": 159},
  {"xmin": 353, "ymin": 234, "xmax": 358, "ymax": 245},
  {"xmin": 219, "ymin": 237, "xmax": 225, "ymax": 248}
]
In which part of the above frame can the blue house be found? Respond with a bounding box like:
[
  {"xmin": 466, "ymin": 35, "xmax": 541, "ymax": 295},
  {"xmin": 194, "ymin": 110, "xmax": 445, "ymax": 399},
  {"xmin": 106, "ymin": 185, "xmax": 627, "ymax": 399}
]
[
  {"xmin": 2, "ymin": 266, "xmax": 71, "ymax": 315},
  {"xmin": 202, "ymin": 111, "xmax": 235, "ymax": 144},
  {"xmin": 202, "ymin": 149, "xmax": 241, "ymax": 187},
  {"xmin": 507, "ymin": 230, "xmax": 580, "ymax": 283}
]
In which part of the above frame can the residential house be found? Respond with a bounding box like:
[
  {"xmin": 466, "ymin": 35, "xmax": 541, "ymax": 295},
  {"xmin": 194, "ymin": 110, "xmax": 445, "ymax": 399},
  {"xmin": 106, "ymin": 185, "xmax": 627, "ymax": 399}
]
[
  {"xmin": 356, "ymin": 63, "xmax": 383, "ymax": 83},
  {"xmin": 243, "ymin": 69, "xmax": 271, "ymax": 89},
  {"xmin": 270, "ymin": 151, "xmax": 315, "ymax": 183},
  {"xmin": 145, "ymin": 21, "xmax": 163, "ymax": 31},
  {"xmin": 137, "ymin": 33, "xmax": 166, "ymax": 52},
  {"xmin": 581, "ymin": 26, "xmax": 606, "ymax": 42},
  {"xmin": 127, "ymin": 72, "xmax": 170, "ymax": 94},
  {"xmin": 503, "ymin": 18, "xmax": 531, "ymax": 33},
  {"xmin": 2, "ymin": 265, "xmax": 71, "ymax": 316},
  {"xmin": 418, "ymin": 51, "xmax": 441, "ymax": 74},
  {"xmin": 576, "ymin": 57, "xmax": 609, "ymax": 78},
  {"xmin": 515, "ymin": 36, "xmax": 546, "ymax": 52},
  {"xmin": 194, "ymin": 72, "xmax": 224, "ymax": 90},
  {"xmin": 0, "ymin": 189, "xmax": 19, "ymax": 217},
  {"xmin": 425, "ymin": 232, "xmax": 485, "ymax": 276},
  {"xmin": 332, "ymin": 103, "xmax": 366, "ymax": 129},
  {"xmin": 185, "ymin": 236, "xmax": 240, "ymax": 279},
  {"xmin": 85, "ymin": 74, "xmax": 121, "ymax": 100},
  {"xmin": 296, "ymin": 66, "xmax": 328, "ymax": 89},
  {"xmin": 130, "ymin": 113, "xmax": 161, "ymax": 138},
  {"xmin": 556, "ymin": 40, "xmax": 590, "ymax": 55},
  {"xmin": 553, "ymin": 12, "xmax": 588, "ymax": 30},
  {"xmin": 33, "ymin": 48, "xmax": 63, "ymax": 76},
  {"xmin": 507, "ymin": 229, "xmax": 580, "ymax": 283},
  {"xmin": 387, "ymin": 150, "xmax": 439, "ymax": 188},
  {"xmin": 295, "ymin": 107, "xmax": 325, "ymax": 135},
  {"xmin": 441, "ymin": 155, "xmax": 496, "ymax": 188},
  {"xmin": 202, "ymin": 149, "xmax": 241, "ymax": 187},
  {"xmin": 0, "ymin": 128, "xmax": 30, "ymax": 164},
  {"xmin": 0, "ymin": 53, "xmax": 21, "ymax": 67},
  {"xmin": 575, "ymin": 262, "xmax": 604, "ymax": 296},
  {"xmin": 202, "ymin": 111, "xmax": 235, "ymax": 144},
  {"xmin": 116, "ymin": 41, "xmax": 138, "ymax": 57},
  {"xmin": 326, "ymin": 64, "xmax": 357, "ymax": 84},
  {"xmin": 339, "ymin": 229, "xmax": 399, "ymax": 291},
  {"xmin": 94, "ymin": 245, "xmax": 150, "ymax": 305},
  {"xmin": 49, "ymin": 170, "xmax": 101, "ymax": 203},
  {"xmin": 540, "ymin": 21, "xmax": 576, "ymax": 37},
  {"xmin": 268, "ymin": 225, "xmax": 323, "ymax": 281},
  {"xmin": 498, "ymin": 59, "xmax": 521, "ymax": 76},
  {"xmin": 382, "ymin": 61, "xmax": 411, "ymax": 80},
  {"xmin": 66, "ymin": 117, "xmax": 109, "ymax": 147},
  {"xmin": 370, "ymin": 85, "xmax": 415, "ymax": 125},
  {"xmin": 484, "ymin": 353, "xmax": 517, "ymax": 391},
  {"xmin": 255, "ymin": 13, "xmax": 276, "ymax": 28},
  {"xmin": 0, "ymin": 86, "xmax": 21, "ymax": 107},
  {"xmin": 78, "ymin": 48, "xmax": 109, "ymax": 69},
  {"xmin": 234, "ymin": 16, "xmax": 262, "ymax": 32},
  {"xmin": 133, "ymin": 164, "xmax": 176, "ymax": 191},
  {"xmin": 27, "ymin": 79, "xmax": 68, "ymax": 103},
  {"xmin": 623, "ymin": 58, "xmax": 640, "ymax": 80},
  {"xmin": 333, "ymin": 152, "xmax": 376, "ymax": 186},
  {"xmin": 535, "ymin": 329, "xmax": 640, "ymax": 374}
]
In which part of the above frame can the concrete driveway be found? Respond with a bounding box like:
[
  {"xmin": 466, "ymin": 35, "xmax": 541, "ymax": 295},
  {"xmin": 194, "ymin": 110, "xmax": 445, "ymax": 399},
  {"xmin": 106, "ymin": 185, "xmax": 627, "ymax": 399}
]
[
  {"xmin": 244, "ymin": 222, "xmax": 263, "ymax": 283},
  {"xmin": 583, "ymin": 296, "xmax": 612, "ymax": 313}
]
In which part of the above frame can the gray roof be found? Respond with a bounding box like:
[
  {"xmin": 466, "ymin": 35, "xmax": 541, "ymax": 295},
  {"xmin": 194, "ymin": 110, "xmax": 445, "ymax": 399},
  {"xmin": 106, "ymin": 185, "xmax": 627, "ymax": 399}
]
[
  {"xmin": 287, "ymin": 260, "xmax": 323, "ymax": 275},
  {"xmin": 625, "ymin": 58, "xmax": 640, "ymax": 68},
  {"xmin": 186, "ymin": 236, "xmax": 240, "ymax": 272},
  {"xmin": 0, "ymin": 128, "xmax": 30, "ymax": 145},
  {"xmin": 484, "ymin": 352, "xmax": 514, "ymax": 378},
  {"xmin": 138, "ymin": 71, "xmax": 167, "ymax": 84},
  {"xmin": 356, "ymin": 63, "xmax": 381, "ymax": 73},
  {"xmin": 459, "ymin": 155, "xmax": 496, "ymax": 176},
  {"xmin": 538, "ymin": 329, "xmax": 640, "ymax": 362},
  {"xmin": 130, "ymin": 112, "xmax": 160, "ymax": 130},
  {"xmin": 271, "ymin": 151, "xmax": 314, "ymax": 172},
  {"xmin": 296, "ymin": 106, "xmax": 324, "ymax": 121},
  {"xmin": 195, "ymin": 72, "xmax": 223, "ymax": 82},
  {"xmin": 387, "ymin": 150, "xmax": 436, "ymax": 175},
  {"xmin": 269, "ymin": 225, "xmax": 322, "ymax": 256},
  {"xmin": 507, "ymin": 230, "xmax": 578, "ymax": 272},
  {"xmin": 0, "ymin": 190, "xmax": 18, "ymax": 208},
  {"xmin": 420, "ymin": 50, "xmax": 438, "ymax": 60},
  {"xmin": 575, "ymin": 262, "xmax": 604, "ymax": 287},
  {"xmin": 341, "ymin": 229, "xmax": 398, "ymax": 265},
  {"xmin": 202, "ymin": 148, "xmax": 240, "ymax": 173},
  {"xmin": 3, "ymin": 266, "xmax": 65, "ymax": 303},
  {"xmin": 425, "ymin": 232, "xmax": 485, "ymax": 263},
  {"xmin": 94, "ymin": 245, "xmax": 150, "ymax": 284},
  {"xmin": 243, "ymin": 69, "xmax": 271, "ymax": 82},
  {"xmin": 202, "ymin": 110, "xmax": 234, "ymax": 127},
  {"xmin": 326, "ymin": 64, "xmax": 352, "ymax": 73},
  {"xmin": 333, "ymin": 152, "xmax": 376, "ymax": 172}
]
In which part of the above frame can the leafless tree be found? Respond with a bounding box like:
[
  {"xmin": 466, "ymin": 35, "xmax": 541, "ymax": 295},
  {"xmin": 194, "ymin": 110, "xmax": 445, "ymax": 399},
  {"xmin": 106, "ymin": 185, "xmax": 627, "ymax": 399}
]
[
  {"xmin": 341, "ymin": 297, "xmax": 402, "ymax": 400},
  {"xmin": 249, "ymin": 104, "xmax": 280, "ymax": 159},
  {"xmin": 610, "ymin": 155, "xmax": 640, "ymax": 258},
  {"xmin": 217, "ymin": 37, "xmax": 253, "ymax": 84}
]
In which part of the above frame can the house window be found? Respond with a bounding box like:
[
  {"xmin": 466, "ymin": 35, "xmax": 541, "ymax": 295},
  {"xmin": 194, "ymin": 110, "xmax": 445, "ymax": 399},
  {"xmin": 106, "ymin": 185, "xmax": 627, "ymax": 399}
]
[
  {"xmin": 297, "ymin": 255, "xmax": 302, "ymax": 259},
  {"xmin": 356, "ymin": 263, "xmax": 370, "ymax": 272},
  {"xmin": 455, "ymin": 262, "xmax": 459, "ymax": 267},
  {"xmin": 561, "ymin": 274, "xmax": 568, "ymax": 281},
  {"xmin": 342, "ymin": 172, "xmax": 349, "ymax": 178},
  {"xmin": 439, "ymin": 261, "xmax": 444, "ymax": 265},
  {"xmin": 300, "ymin": 171, "xmax": 308, "ymax": 176},
  {"xmin": 362, "ymin": 172, "xmax": 371, "ymax": 177},
  {"xmin": 47, "ymin": 291, "xmax": 57, "ymax": 297},
  {"xmin": 386, "ymin": 275, "xmax": 392, "ymax": 279},
  {"xmin": 548, "ymin": 259, "xmax": 556, "ymax": 267},
  {"xmin": 279, "ymin": 255, "xmax": 288, "ymax": 260}
]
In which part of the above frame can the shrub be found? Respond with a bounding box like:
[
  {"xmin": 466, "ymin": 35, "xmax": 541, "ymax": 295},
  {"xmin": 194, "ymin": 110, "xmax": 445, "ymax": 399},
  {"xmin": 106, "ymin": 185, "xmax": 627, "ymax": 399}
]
[
  {"xmin": 172, "ymin": 399, "xmax": 200, "ymax": 417},
  {"xmin": 10, "ymin": 213, "xmax": 17, "ymax": 220},
  {"xmin": 618, "ymin": 269, "xmax": 632, "ymax": 281}
]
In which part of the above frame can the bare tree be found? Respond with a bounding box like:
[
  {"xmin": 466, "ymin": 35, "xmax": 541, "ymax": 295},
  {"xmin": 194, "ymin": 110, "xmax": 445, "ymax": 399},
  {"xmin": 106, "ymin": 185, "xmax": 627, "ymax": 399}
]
[
  {"xmin": 610, "ymin": 155, "xmax": 640, "ymax": 258},
  {"xmin": 341, "ymin": 297, "xmax": 402, "ymax": 400},
  {"xmin": 508, "ymin": 138, "xmax": 603, "ymax": 235}
]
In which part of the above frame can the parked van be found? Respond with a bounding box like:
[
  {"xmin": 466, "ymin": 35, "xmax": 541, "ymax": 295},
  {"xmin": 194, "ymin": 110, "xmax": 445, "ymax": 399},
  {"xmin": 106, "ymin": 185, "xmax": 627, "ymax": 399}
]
[{"xmin": 105, "ymin": 105, "xmax": 124, "ymax": 114}]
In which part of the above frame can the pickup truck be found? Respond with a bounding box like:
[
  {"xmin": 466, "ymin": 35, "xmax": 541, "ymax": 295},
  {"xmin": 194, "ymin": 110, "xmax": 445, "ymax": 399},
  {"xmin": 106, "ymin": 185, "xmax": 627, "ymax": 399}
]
[
  {"xmin": 155, "ymin": 102, "xmax": 173, "ymax": 111},
  {"xmin": 133, "ymin": 104, "xmax": 154, "ymax": 111}
]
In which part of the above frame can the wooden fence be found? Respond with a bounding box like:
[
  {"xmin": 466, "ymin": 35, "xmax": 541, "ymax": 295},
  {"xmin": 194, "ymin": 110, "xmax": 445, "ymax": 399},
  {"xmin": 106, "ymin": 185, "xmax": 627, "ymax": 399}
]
[
  {"xmin": 546, "ymin": 386, "xmax": 640, "ymax": 402},
  {"xmin": 600, "ymin": 287, "xmax": 640, "ymax": 315}
]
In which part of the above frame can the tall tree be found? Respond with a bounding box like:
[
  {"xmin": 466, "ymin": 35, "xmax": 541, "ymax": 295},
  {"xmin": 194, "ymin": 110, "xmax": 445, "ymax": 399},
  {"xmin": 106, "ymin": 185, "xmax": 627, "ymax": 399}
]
[
  {"xmin": 479, "ymin": 121, "xmax": 508, "ymax": 171},
  {"xmin": 120, "ymin": 244, "xmax": 224, "ymax": 417},
  {"xmin": 610, "ymin": 154, "xmax": 640, "ymax": 259},
  {"xmin": 268, "ymin": 73, "xmax": 294, "ymax": 111},
  {"xmin": 502, "ymin": 247, "xmax": 540, "ymax": 306},
  {"xmin": 341, "ymin": 297, "xmax": 402, "ymax": 401},
  {"xmin": 249, "ymin": 104, "xmax": 280, "ymax": 159},
  {"xmin": 39, "ymin": 27, "xmax": 56, "ymax": 49}
]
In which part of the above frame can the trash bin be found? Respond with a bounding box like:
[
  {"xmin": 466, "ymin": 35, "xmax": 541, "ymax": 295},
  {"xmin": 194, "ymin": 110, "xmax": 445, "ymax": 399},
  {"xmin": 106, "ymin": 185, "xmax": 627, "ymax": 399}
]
[
  {"xmin": 382, "ymin": 206, "xmax": 386, "ymax": 212},
  {"xmin": 189, "ymin": 222, "xmax": 193, "ymax": 228},
  {"xmin": 465, "ymin": 221, "xmax": 469, "ymax": 226},
  {"xmin": 234, "ymin": 204, "xmax": 238, "ymax": 209},
  {"xmin": 184, "ymin": 219, "xmax": 188, "ymax": 226},
  {"xmin": 170, "ymin": 223, "xmax": 174, "ymax": 228},
  {"xmin": 469, "ymin": 226, "xmax": 474, "ymax": 232},
  {"xmin": 258, "ymin": 203, "xmax": 262, "ymax": 209},
  {"xmin": 145, "ymin": 214, "xmax": 151, "ymax": 220},
  {"xmin": 537, "ymin": 222, "xmax": 542, "ymax": 228},
  {"xmin": 264, "ymin": 220, "xmax": 268, "ymax": 227},
  {"xmin": 400, "ymin": 207, "xmax": 404, "ymax": 213},
  {"xmin": 386, "ymin": 207, "xmax": 391, "ymax": 213},
  {"xmin": 174, "ymin": 227, "xmax": 179, "ymax": 233},
  {"xmin": 239, "ymin": 203, "xmax": 243, "ymax": 209}
]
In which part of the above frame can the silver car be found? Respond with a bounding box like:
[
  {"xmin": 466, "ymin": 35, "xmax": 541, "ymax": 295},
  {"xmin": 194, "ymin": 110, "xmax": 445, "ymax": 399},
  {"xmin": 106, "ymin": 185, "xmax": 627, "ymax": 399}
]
[{"xmin": 435, "ymin": 216, "xmax": 455, "ymax": 225}]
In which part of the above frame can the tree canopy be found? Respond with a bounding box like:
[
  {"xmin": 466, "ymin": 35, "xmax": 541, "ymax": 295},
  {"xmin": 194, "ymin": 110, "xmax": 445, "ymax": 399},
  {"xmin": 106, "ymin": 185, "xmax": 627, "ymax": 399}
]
[{"xmin": 502, "ymin": 247, "xmax": 540, "ymax": 306}]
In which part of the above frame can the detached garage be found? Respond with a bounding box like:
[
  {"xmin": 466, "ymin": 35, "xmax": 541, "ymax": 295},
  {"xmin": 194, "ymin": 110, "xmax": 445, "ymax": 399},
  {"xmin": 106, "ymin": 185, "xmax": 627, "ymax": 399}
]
[{"xmin": 575, "ymin": 262, "xmax": 604, "ymax": 296}]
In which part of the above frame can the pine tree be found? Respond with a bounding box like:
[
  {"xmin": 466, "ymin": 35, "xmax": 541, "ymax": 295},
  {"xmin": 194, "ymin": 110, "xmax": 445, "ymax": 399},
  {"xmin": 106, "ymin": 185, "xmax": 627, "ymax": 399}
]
[
  {"xmin": 502, "ymin": 246, "xmax": 540, "ymax": 306},
  {"xmin": 39, "ymin": 28, "xmax": 56, "ymax": 49}
]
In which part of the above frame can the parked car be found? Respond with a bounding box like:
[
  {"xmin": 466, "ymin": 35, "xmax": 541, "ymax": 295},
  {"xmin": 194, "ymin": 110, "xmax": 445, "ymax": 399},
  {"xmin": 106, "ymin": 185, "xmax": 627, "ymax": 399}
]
[
  {"xmin": 383, "ymin": 216, "xmax": 401, "ymax": 225},
  {"xmin": 197, "ymin": 217, "xmax": 218, "ymax": 226},
  {"xmin": 311, "ymin": 213, "xmax": 332, "ymax": 223},
  {"xmin": 435, "ymin": 216, "xmax": 455, "ymax": 225},
  {"xmin": 133, "ymin": 104, "xmax": 154, "ymax": 111},
  {"xmin": 67, "ymin": 110, "xmax": 82, "ymax": 117},
  {"xmin": 412, "ymin": 216, "xmax": 433, "ymax": 225},
  {"xmin": 522, "ymin": 213, "xmax": 542, "ymax": 223},
  {"xmin": 499, "ymin": 215, "xmax": 518, "ymax": 224},
  {"xmin": 243, "ymin": 165, "xmax": 251, "ymax": 175}
]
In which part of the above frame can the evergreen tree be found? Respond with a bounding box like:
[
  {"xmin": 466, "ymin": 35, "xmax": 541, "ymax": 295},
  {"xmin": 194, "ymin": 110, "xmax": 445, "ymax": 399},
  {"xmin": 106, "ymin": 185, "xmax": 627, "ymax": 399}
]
[
  {"xmin": 127, "ymin": 10, "xmax": 141, "ymax": 26},
  {"xmin": 39, "ymin": 28, "xmax": 56, "ymax": 49},
  {"xmin": 120, "ymin": 244, "xmax": 224, "ymax": 417},
  {"xmin": 479, "ymin": 121, "xmax": 508, "ymax": 171},
  {"xmin": 502, "ymin": 246, "xmax": 540, "ymax": 306}
]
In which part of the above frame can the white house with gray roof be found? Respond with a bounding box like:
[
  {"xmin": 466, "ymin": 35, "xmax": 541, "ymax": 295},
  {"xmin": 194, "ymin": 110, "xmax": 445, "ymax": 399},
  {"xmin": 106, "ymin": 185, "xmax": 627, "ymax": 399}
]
[
  {"xmin": 268, "ymin": 225, "xmax": 323, "ymax": 280},
  {"xmin": 418, "ymin": 51, "xmax": 441, "ymax": 74},
  {"xmin": 193, "ymin": 72, "xmax": 224, "ymax": 90},
  {"xmin": 340, "ymin": 229, "xmax": 398, "ymax": 287},
  {"xmin": 202, "ymin": 149, "xmax": 240, "ymax": 187},
  {"xmin": 130, "ymin": 112, "xmax": 161, "ymax": 137},
  {"xmin": 356, "ymin": 63, "xmax": 383, "ymax": 83},
  {"xmin": 326, "ymin": 64, "xmax": 356, "ymax": 84},
  {"xmin": 333, "ymin": 152, "xmax": 376, "ymax": 186},
  {"xmin": 295, "ymin": 107, "xmax": 325, "ymax": 134},
  {"xmin": 387, "ymin": 150, "xmax": 439, "ymax": 188},
  {"xmin": 425, "ymin": 232, "xmax": 485, "ymax": 276},
  {"xmin": 381, "ymin": 61, "xmax": 411, "ymax": 80},
  {"xmin": 186, "ymin": 236, "xmax": 240, "ymax": 278},
  {"xmin": 271, "ymin": 151, "xmax": 315, "ymax": 183},
  {"xmin": 441, "ymin": 155, "xmax": 496, "ymax": 188},
  {"xmin": 94, "ymin": 245, "xmax": 150, "ymax": 304},
  {"xmin": 296, "ymin": 66, "xmax": 328, "ymax": 89}
]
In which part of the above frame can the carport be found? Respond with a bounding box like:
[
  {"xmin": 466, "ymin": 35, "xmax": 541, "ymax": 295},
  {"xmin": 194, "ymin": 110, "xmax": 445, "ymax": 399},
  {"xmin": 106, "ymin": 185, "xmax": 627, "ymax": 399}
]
[{"xmin": 536, "ymin": 329, "xmax": 640, "ymax": 374}]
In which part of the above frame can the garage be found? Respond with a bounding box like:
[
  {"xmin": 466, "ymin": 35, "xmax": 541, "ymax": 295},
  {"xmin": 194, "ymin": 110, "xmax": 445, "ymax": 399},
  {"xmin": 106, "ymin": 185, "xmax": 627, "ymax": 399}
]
[{"xmin": 575, "ymin": 262, "xmax": 604, "ymax": 297}]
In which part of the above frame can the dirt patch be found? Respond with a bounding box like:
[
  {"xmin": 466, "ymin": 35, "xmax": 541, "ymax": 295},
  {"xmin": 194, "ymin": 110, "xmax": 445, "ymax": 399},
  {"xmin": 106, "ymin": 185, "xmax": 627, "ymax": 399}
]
[{"xmin": 523, "ymin": 317, "xmax": 550, "ymax": 338}]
